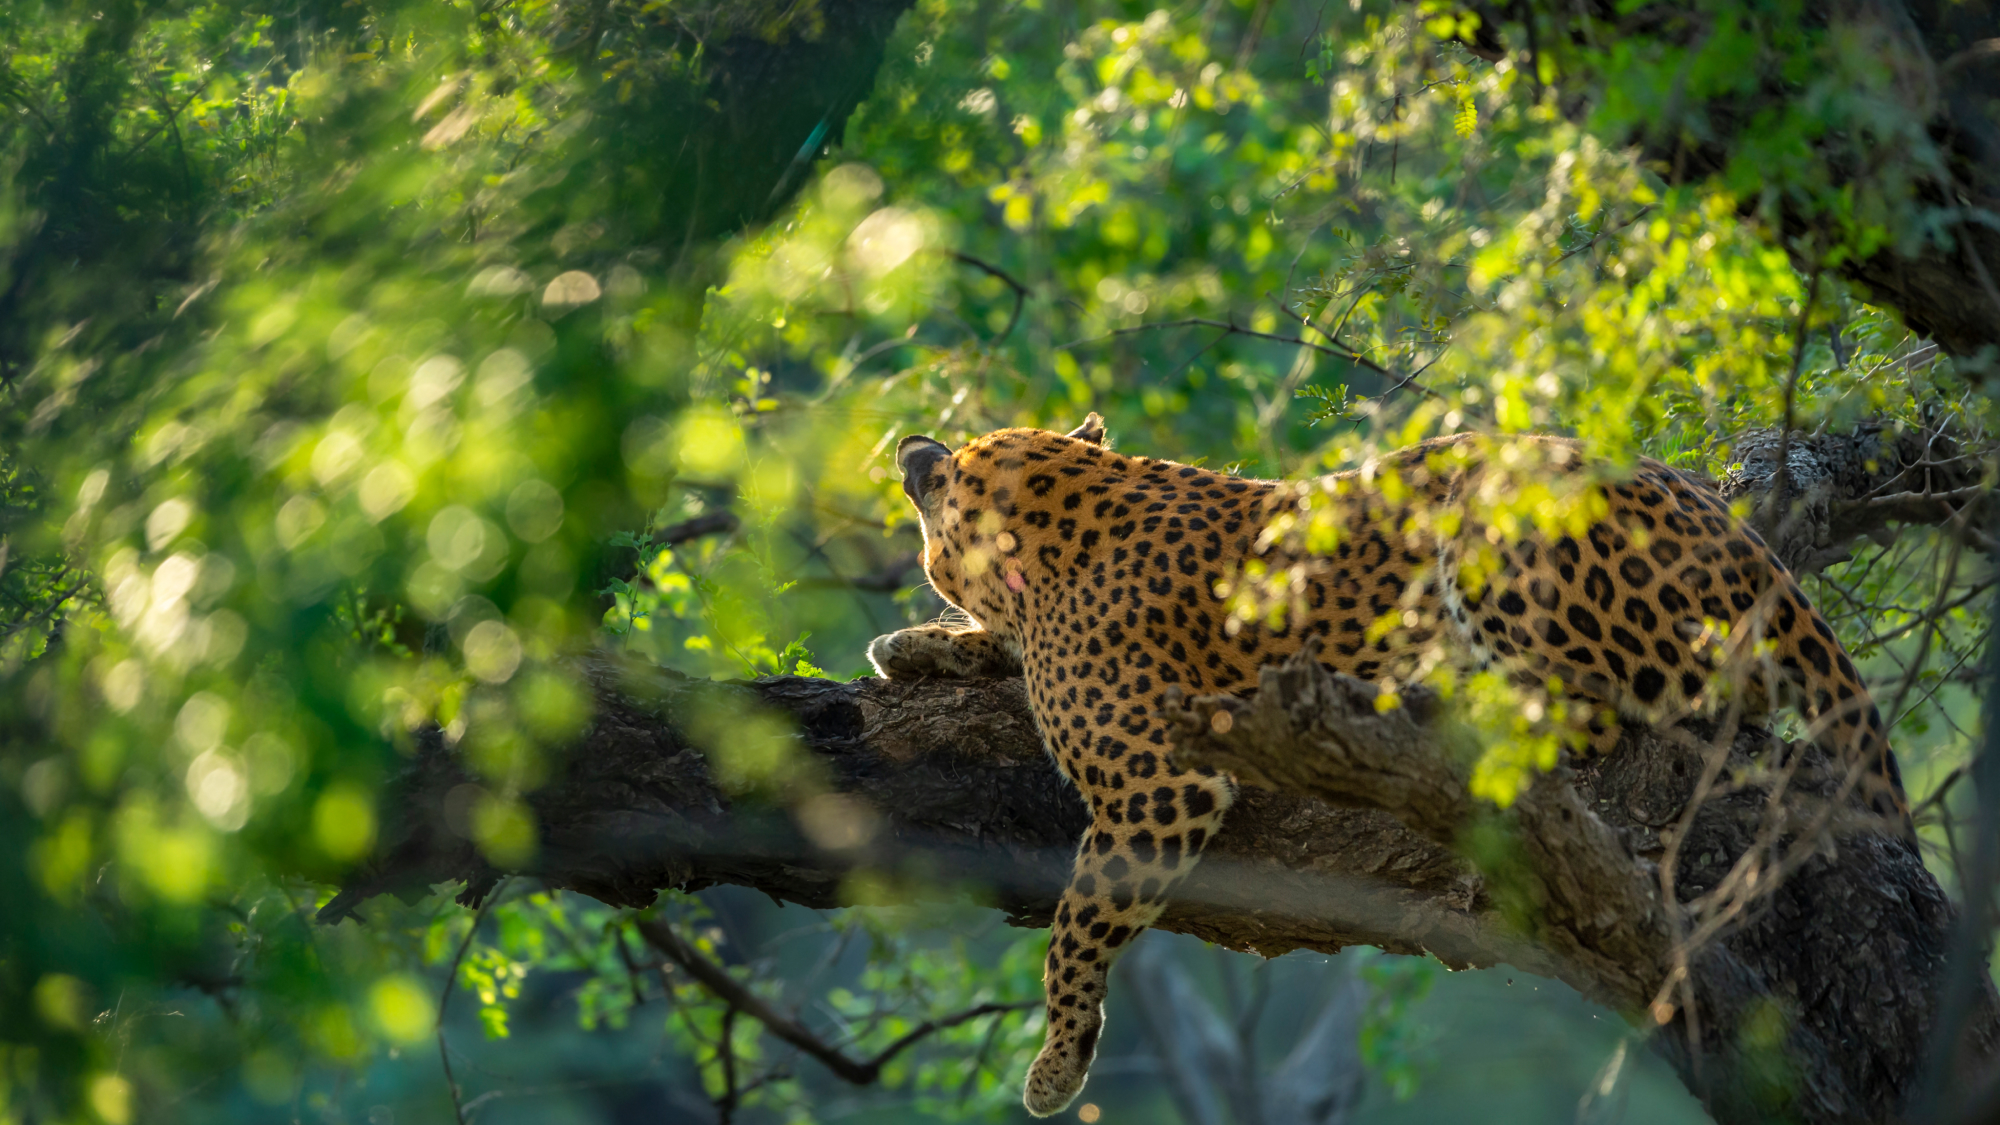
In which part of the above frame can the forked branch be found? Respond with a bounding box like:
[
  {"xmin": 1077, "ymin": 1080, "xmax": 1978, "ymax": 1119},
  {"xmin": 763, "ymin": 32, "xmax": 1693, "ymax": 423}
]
[{"xmin": 634, "ymin": 916, "xmax": 1031, "ymax": 1087}]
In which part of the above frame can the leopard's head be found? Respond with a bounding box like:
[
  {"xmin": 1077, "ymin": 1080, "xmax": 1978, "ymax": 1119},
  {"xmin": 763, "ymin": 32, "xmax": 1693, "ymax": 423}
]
[{"xmin": 894, "ymin": 413, "xmax": 1106, "ymax": 619}]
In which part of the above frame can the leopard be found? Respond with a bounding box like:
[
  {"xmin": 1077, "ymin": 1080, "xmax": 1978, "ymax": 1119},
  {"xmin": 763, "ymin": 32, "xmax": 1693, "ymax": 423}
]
[{"xmin": 868, "ymin": 413, "xmax": 1907, "ymax": 1117}]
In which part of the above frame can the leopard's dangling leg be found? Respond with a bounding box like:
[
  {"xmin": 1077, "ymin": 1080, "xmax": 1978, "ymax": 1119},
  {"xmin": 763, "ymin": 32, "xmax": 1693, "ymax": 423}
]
[
  {"xmin": 867, "ymin": 621, "xmax": 1241, "ymax": 1115},
  {"xmin": 1021, "ymin": 759, "xmax": 1235, "ymax": 1116}
]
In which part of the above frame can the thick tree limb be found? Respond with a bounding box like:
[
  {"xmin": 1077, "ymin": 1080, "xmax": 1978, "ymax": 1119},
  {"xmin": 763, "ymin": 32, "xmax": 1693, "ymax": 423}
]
[
  {"xmin": 1162, "ymin": 660, "xmax": 1669, "ymax": 1014},
  {"xmin": 320, "ymin": 642, "xmax": 1993, "ymax": 1124},
  {"xmin": 319, "ymin": 661, "xmax": 1508, "ymax": 967},
  {"xmin": 323, "ymin": 421, "xmax": 1997, "ymax": 1123}
]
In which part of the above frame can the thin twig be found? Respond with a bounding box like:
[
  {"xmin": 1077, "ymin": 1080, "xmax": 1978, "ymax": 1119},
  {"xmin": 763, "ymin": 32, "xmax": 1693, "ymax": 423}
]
[
  {"xmin": 438, "ymin": 878, "xmax": 508, "ymax": 1125},
  {"xmin": 1266, "ymin": 290, "xmax": 1446, "ymax": 403},
  {"xmin": 1160, "ymin": 328, "xmax": 1232, "ymax": 387},
  {"xmin": 1653, "ymin": 538, "xmax": 1961, "ymax": 1006},
  {"xmin": 0, "ymin": 578, "xmax": 88, "ymax": 641},
  {"xmin": 716, "ymin": 1006, "xmax": 739, "ymax": 1124},
  {"xmin": 658, "ymin": 511, "xmax": 741, "ymax": 547},
  {"xmin": 1056, "ymin": 315, "xmax": 1415, "ymax": 386},
  {"xmin": 1853, "ymin": 575, "xmax": 1997, "ymax": 651},
  {"xmin": 945, "ymin": 251, "xmax": 1030, "ymax": 342},
  {"xmin": 1759, "ymin": 265, "xmax": 1823, "ymax": 539},
  {"xmin": 1554, "ymin": 206, "xmax": 1654, "ymax": 265},
  {"xmin": 1381, "ymin": 350, "xmax": 1445, "ymax": 401},
  {"xmin": 1649, "ymin": 697, "xmax": 1745, "ymax": 1072},
  {"xmin": 614, "ymin": 923, "xmax": 649, "ymax": 1009}
]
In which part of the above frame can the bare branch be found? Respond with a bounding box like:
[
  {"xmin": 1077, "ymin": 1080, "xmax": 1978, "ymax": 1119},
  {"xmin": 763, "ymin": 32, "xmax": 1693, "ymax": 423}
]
[
  {"xmin": 1265, "ymin": 289, "xmax": 1444, "ymax": 402},
  {"xmin": 1054, "ymin": 315, "xmax": 1414, "ymax": 386},
  {"xmin": 659, "ymin": 511, "xmax": 742, "ymax": 547},
  {"xmin": 1554, "ymin": 206, "xmax": 1655, "ymax": 265},
  {"xmin": 437, "ymin": 881, "xmax": 507, "ymax": 1125},
  {"xmin": 945, "ymin": 251, "xmax": 1030, "ymax": 343},
  {"xmin": 634, "ymin": 916, "xmax": 1030, "ymax": 1087}
]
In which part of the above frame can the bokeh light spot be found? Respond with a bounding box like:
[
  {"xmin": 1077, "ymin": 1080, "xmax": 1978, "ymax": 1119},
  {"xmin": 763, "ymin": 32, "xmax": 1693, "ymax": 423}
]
[
  {"xmin": 186, "ymin": 750, "xmax": 250, "ymax": 831},
  {"xmin": 359, "ymin": 462, "xmax": 415, "ymax": 521},
  {"xmin": 463, "ymin": 620, "xmax": 523, "ymax": 683},
  {"xmin": 174, "ymin": 692, "xmax": 230, "ymax": 753},
  {"xmin": 427, "ymin": 506, "xmax": 491, "ymax": 571},
  {"xmin": 471, "ymin": 793, "xmax": 537, "ymax": 866},
  {"xmin": 848, "ymin": 206, "xmax": 925, "ymax": 275},
  {"xmin": 34, "ymin": 973, "xmax": 90, "ymax": 1031},
  {"xmin": 677, "ymin": 409, "xmax": 746, "ymax": 476},
  {"xmin": 504, "ymin": 479, "xmax": 564, "ymax": 542},
  {"xmin": 541, "ymin": 270, "xmax": 601, "ymax": 310},
  {"xmin": 313, "ymin": 784, "xmax": 378, "ymax": 862},
  {"xmin": 88, "ymin": 1074, "xmax": 133, "ymax": 1125},
  {"xmin": 145, "ymin": 498, "xmax": 192, "ymax": 551},
  {"xmin": 369, "ymin": 974, "xmax": 437, "ymax": 1044}
]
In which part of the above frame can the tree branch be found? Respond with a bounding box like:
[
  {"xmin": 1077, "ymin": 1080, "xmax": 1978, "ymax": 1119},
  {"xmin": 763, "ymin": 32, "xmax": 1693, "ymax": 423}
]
[
  {"xmin": 437, "ymin": 878, "xmax": 505, "ymax": 1125},
  {"xmin": 1721, "ymin": 418, "xmax": 1993, "ymax": 575},
  {"xmin": 1164, "ymin": 641, "xmax": 2000, "ymax": 1123},
  {"xmin": 321, "ymin": 637, "xmax": 1992, "ymax": 1123},
  {"xmin": 945, "ymin": 251, "xmax": 1030, "ymax": 343},
  {"xmin": 634, "ymin": 916, "xmax": 1030, "ymax": 1086},
  {"xmin": 1166, "ymin": 649, "xmax": 1668, "ymax": 1010},
  {"xmin": 658, "ymin": 510, "xmax": 742, "ymax": 547},
  {"xmin": 323, "ymin": 418, "xmax": 2000, "ymax": 1124}
]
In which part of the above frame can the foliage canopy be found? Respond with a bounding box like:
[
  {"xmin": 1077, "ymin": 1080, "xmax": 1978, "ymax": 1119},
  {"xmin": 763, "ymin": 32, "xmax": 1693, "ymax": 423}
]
[{"xmin": 0, "ymin": 0, "xmax": 1990, "ymax": 1121}]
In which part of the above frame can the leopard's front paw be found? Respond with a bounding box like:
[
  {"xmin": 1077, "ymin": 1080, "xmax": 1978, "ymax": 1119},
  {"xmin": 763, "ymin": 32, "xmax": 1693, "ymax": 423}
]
[
  {"xmin": 1023, "ymin": 1018, "xmax": 1096, "ymax": 1117},
  {"xmin": 868, "ymin": 625, "xmax": 1022, "ymax": 680},
  {"xmin": 867, "ymin": 627, "xmax": 952, "ymax": 679}
]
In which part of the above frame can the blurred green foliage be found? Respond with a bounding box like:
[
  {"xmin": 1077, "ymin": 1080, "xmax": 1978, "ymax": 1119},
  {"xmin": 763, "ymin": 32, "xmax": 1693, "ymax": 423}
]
[{"xmin": 0, "ymin": 0, "xmax": 1987, "ymax": 1121}]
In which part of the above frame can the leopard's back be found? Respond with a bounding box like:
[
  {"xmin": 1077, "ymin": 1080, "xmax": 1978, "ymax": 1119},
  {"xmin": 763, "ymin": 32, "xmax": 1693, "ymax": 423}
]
[{"xmin": 941, "ymin": 425, "xmax": 1900, "ymax": 800}]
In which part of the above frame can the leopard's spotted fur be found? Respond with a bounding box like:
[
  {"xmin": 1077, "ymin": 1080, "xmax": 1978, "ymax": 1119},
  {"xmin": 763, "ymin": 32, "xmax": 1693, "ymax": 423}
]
[{"xmin": 869, "ymin": 415, "xmax": 1905, "ymax": 1117}]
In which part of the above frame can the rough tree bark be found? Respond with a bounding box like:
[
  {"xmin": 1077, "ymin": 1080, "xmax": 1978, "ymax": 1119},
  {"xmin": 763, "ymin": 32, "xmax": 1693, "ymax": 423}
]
[
  {"xmin": 1719, "ymin": 411, "xmax": 1994, "ymax": 576},
  {"xmin": 323, "ymin": 421, "xmax": 1996, "ymax": 1125}
]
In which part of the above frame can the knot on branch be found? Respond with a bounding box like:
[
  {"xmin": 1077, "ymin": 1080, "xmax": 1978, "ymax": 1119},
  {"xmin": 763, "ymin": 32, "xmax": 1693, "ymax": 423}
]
[{"xmin": 1722, "ymin": 420, "xmax": 1990, "ymax": 574}]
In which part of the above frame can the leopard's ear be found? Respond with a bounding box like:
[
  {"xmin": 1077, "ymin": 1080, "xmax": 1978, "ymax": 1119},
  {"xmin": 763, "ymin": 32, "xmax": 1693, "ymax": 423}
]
[
  {"xmin": 896, "ymin": 435, "xmax": 953, "ymax": 508},
  {"xmin": 1066, "ymin": 413, "xmax": 1107, "ymax": 445}
]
